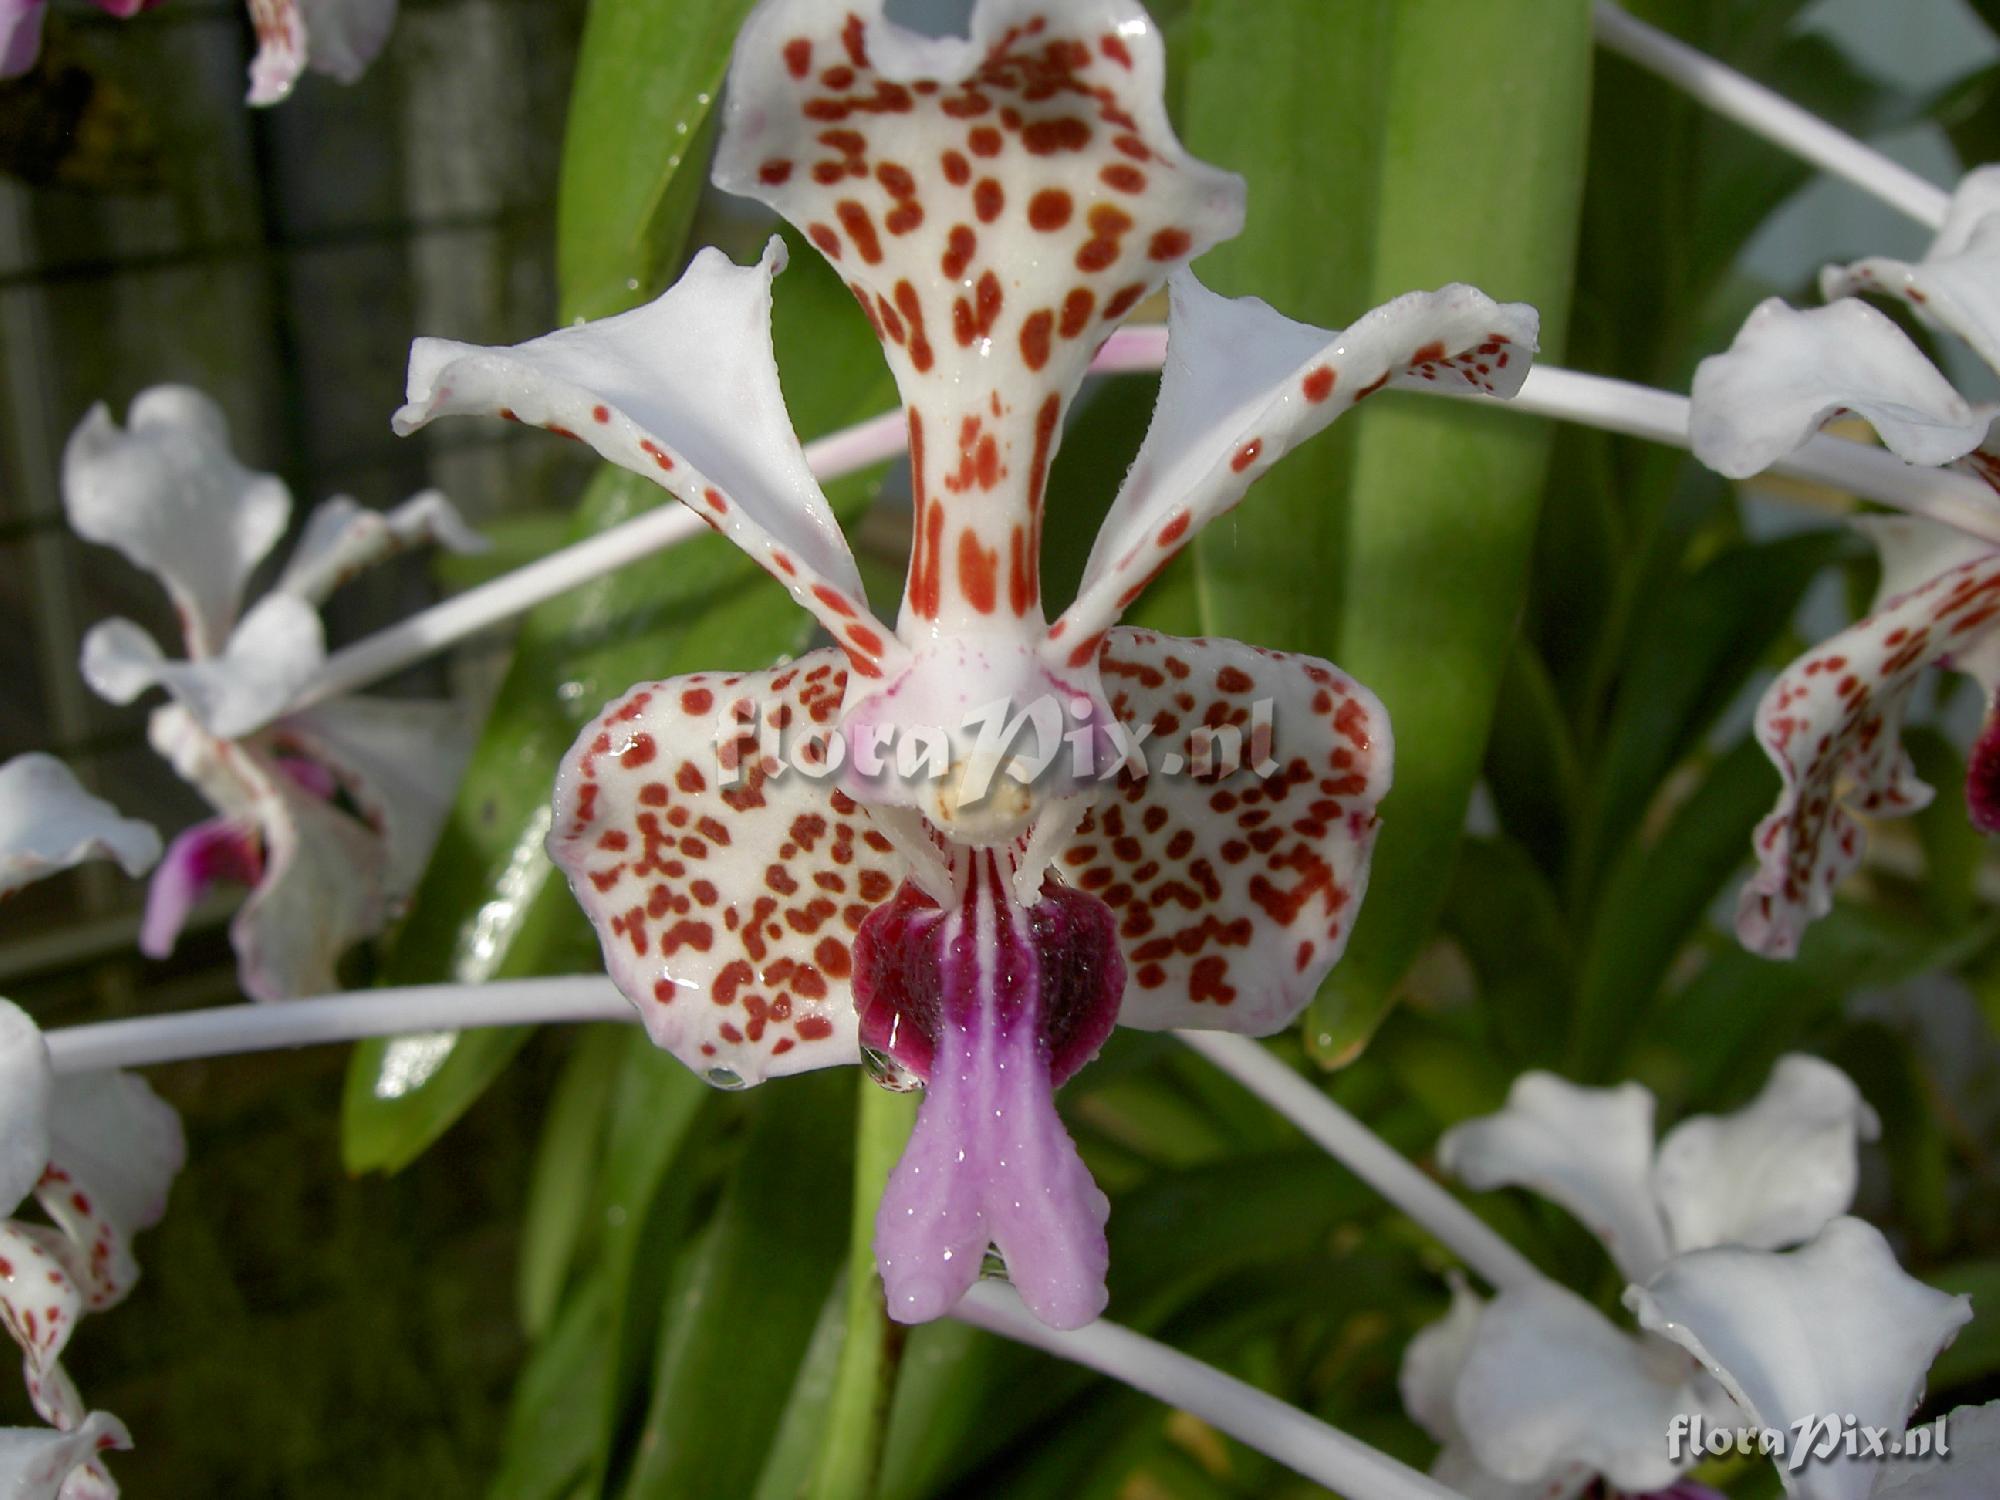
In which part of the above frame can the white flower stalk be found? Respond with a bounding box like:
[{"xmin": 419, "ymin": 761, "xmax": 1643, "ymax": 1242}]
[{"xmin": 65, "ymin": 386, "xmax": 484, "ymax": 1001}]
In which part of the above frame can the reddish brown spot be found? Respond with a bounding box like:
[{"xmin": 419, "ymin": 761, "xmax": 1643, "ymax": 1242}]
[
  {"xmin": 1231, "ymin": 439, "xmax": 1263, "ymax": 472},
  {"xmin": 812, "ymin": 584, "xmax": 858, "ymax": 618},
  {"xmin": 759, "ymin": 159, "xmax": 793, "ymax": 185},
  {"xmin": 704, "ymin": 487, "xmax": 729, "ymax": 513},
  {"xmin": 849, "ymin": 624, "xmax": 885, "ymax": 656},
  {"xmin": 1302, "ymin": 365, "xmax": 1336, "ymax": 402},
  {"xmin": 808, "ymin": 222, "xmax": 842, "ymax": 260},
  {"xmin": 796, "ymin": 1016, "xmax": 836, "ymax": 1041},
  {"xmin": 1067, "ymin": 631, "xmax": 1107, "ymax": 668},
  {"xmin": 835, "ymin": 201, "xmax": 882, "ymax": 265},
  {"xmin": 783, "ymin": 37, "xmax": 811, "ymax": 78},
  {"xmin": 942, "ymin": 223, "xmax": 977, "ymax": 279},
  {"xmin": 1023, "ymin": 116, "xmax": 1091, "ymax": 154},
  {"xmin": 1028, "ymin": 188, "xmax": 1074, "ymax": 231},
  {"xmin": 894, "ymin": 279, "xmax": 934, "ymax": 373},
  {"xmin": 958, "ymin": 528, "xmax": 999, "ymax": 614},
  {"xmin": 1148, "ymin": 227, "xmax": 1192, "ymax": 261},
  {"xmin": 1102, "ymin": 282, "xmax": 1145, "ymax": 320},
  {"xmin": 941, "ymin": 149, "xmax": 972, "ymax": 185},
  {"xmin": 1100, "ymin": 33, "xmax": 1133, "ymax": 68},
  {"xmin": 885, "ymin": 202, "xmax": 924, "ymax": 236},
  {"xmin": 1059, "ymin": 287, "xmax": 1096, "ymax": 338},
  {"xmin": 1008, "ymin": 523, "xmax": 1032, "ymax": 617},
  {"xmin": 1410, "ymin": 340, "xmax": 1446, "ymax": 365},
  {"xmin": 840, "ymin": 13, "xmax": 868, "ymax": 66},
  {"xmin": 1100, "ymin": 163, "xmax": 1146, "ymax": 193},
  {"xmin": 973, "ymin": 178, "xmax": 1005, "ymax": 223},
  {"xmin": 620, "ymin": 734, "xmax": 657, "ymax": 769},
  {"xmin": 639, "ymin": 439, "xmax": 675, "ymax": 471},
  {"xmin": 1157, "ymin": 512, "xmax": 1189, "ymax": 547},
  {"xmin": 1216, "ymin": 666, "xmax": 1254, "ymax": 694},
  {"xmin": 969, "ymin": 125, "xmax": 1003, "ymax": 157},
  {"xmin": 681, "ymin": 688, "xmax": 713, "ymax": 715},
  {"xmin": 1020, "ymin": 309, "xmax": 1054, "ymax": 371},
  {"xmin": 1354, "ymin": 371, "xmax": 1390, "ymax": 402}
]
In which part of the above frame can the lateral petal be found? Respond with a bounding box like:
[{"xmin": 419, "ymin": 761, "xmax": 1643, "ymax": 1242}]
[
  {"xmin": 547, "ymin": 652, "xmax": 906, "ymax": 1085},
  {"xmin": 37, "ymin": 1069, "xmax": 185, "ymax": 1311},
  {"xmin": 272, "ymin": 489, "xmax": 483, "ymax": 609},
  {"xmin": 1689, "ymin": 298, "xmax": 1984, "ymax": 479},
  {"xmin": 0, "ymin": 1411, "xmax": 128, "ymax": 1500},
  {"xmin": 395, "ymin": 241, "xmax": 894, "ymax": 668},
  {"xmin": 1627, "ymin": 1218, "xmax": 1973, "ymax": 1500},
  {"xmin": 1440, "ymin": 1073, "xmax": 1674, "ymax": 1283},
  {"xmin": 62, "ymin": 386, "xmax": 291, "ymax": 658},
  {"xmin": 0, "ymin": 756, "xmax": 159, "ymax": 898},
  {"xmin": 1056, "ymin": 630, "xmax": 1390, "ymax": 1036},
  {"xmin": 1063, "ymin": 275, "xmax": 1536, "ymax": 639},
  {"xmin": 80, "ymin": 593, "xmax": 326, "ymax": 740},
  {"xmin": 1653, "ymin": 1054, "xmax": 1880, "ymax": 1257},
  {"xmin": 1736, "ymin": 551, "xmax": 2000, "ymax": 957}
]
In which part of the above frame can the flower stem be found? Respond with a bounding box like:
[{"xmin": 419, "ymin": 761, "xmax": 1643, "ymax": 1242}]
[
  {"xmin": 952, "ymin": 1281, "xmax": 1469, "ymax": 1500},
  {"xmin": 809, "ymin": 1078, "xmax": 919, "ymax": 1500},
  {"xmin": 1593, "ymin": 4, "xmax": 1952, "ymax": 230},
  {"xmin": 41, "ymin": 977, "xmax": 632, "ymax": 1075},
  {"xmin": 1175, "ymin": 1031, "xmax": 1543, "ymax": 1294}
]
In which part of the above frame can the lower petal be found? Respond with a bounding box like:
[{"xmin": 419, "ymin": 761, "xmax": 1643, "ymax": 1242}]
[{"xmin": 0, "ymin": 1411, "xmax": 129, "ymax": 1500}]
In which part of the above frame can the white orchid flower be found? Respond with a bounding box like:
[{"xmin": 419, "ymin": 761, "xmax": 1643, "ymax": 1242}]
[
  {"xmin": 64, "ymin": 386, "xmax": 483, "ymax": 1001},
  {"xmin": 1687, "ymin": 167, "xmax": 2000, "ymax": 957},
  {"xmin": 0, "ymin": 756, "xmax": 158, "ymax": 900},
  {"xmin": 1400, "ymin": 1055, "xmax": 1936, "ymax": 1500},
  {"xmin": 0, "ymin": 1001, "xmax": 184, "ymax": 1499}
]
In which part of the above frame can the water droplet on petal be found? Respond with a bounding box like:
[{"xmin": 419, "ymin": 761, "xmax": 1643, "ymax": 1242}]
[
  {"xmin": 863, "ymin": 1044, "xmax": 923, "ymax": 1093},
  {"xmin": 980, "ymin": 1247, "xmax": 1010, "ymax": 1282},
  {"xmin": 705, "ymin": 1065, "xmax": 747, "ymax": 1090}
]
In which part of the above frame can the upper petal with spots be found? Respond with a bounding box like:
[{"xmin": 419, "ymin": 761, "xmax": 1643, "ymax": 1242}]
[
  {"xmin": 548, "ymin": 651, "xmax": 906, "ymax": 1085},
  {"xmin": 1736, "ymin": 549, "xmax": 2000, "ymax": 957},
  {"xmin": 1063, "ymin": 274, "xmax": 1537, "ymax": 640},
  {"xmin": 716, "ymin": 0, "xmax": 1244, "ymax": 635},
  {"xmin": 395, "ymin": 241, "xmax": 896, "ymax": 669},
  {"xmin": 1058, "ymin": 630, "xmax": 1390, "ymax": 1036}
]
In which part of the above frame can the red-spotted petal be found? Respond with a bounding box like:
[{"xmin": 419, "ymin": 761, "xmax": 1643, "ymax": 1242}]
[
  {"xmin": 547, "ymin": 651, "xmax": 906, "ymax": 1086},
  {"xmin": 1056, "ymin": 629, "xmax": 1391, "ymax": 1034},
  {"xmin": 35, "ymin": 1069, "xmax": 184, "ymax": 1313},
  {"xmin": 0, "ymin": 1409, "xmax": 128, "ymax": 1500},
  {"xmin": 1738, "ymin": 549, "xmax": 2000, "ymax": 957},
  {"xmin": 0, "ymin": 1222, "xmax": 81, "ymax": 1385},
  {"xmin": 394, "ymin": 240, "xmax": 898, "ymax": 672},
  {"xmin": 1061, "ymin": 275, "xmax": 1537, "ymax": 640},
  {"xmin": 715, "ymin": 0, "xmax": 1243, "ymax": 634}
]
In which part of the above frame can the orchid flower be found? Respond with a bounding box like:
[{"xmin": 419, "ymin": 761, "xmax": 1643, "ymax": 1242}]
[
  {"xmin": 0, "ymin": 0, "xmax": 396, "ymax": 106},
  {"xmin": 64, "ymin": 386, "xmax": 482, "ymax": 1001},
  {"xmin": 1686, "ymin": 166, "xmax": 2000, "ymax": 957},
  {"xmin": 0, "ymin": 1000, "xmax": 184, "ymax": 1499},
  {"xmin": 0, "ymin": 756, "xmax": 158, "ymax": 899},
  {"xmin": 1400, "ymin": 1054, "xmax": 1945, "ymax": 1500},
  {"xmin": 393, "ymin": 0, "xmax": 1536, "ymax": 1329}
]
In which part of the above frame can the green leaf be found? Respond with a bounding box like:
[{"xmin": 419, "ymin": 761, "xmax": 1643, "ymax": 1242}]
[
  {"xmin": 1570, "ymin": 736, "xmax": 1775, "ymax": 1079},
  {"xmin": 516, "ymin": 1026, "xmax": 627, "ymax": 1336},
  {"xmin": 488, "ymin": 1274, "xmax": 615, "ymax": 1500},
  {"xmin": 1310, "ymin": 0, "xmax": 1595, "ymax": 1063},
  {"xmin": 620, "ymin": 1076, "xmax": 853, "ymax": 1499},
  {"xmin": 1439, "ymin": 837, "xmax": 1575, "ymax": 1070},
  {"xmin": 1908, "ymin": 727, "xmax": 1985, "ymax": 932},
  {"xmin": 1482, "ymin": 642, "xmax": 1583, "ymax": 882},
  {"xmin": 556, "ymin": 0, "xmax": 758, "ymax": 323},
  {"xmin": 1930, "ymin": 1258, "xmax": 2000, "ymax": 1390},
  {"xmin": 1572, "ymin": 530, "xmax": 1847, "ymax": 901}
]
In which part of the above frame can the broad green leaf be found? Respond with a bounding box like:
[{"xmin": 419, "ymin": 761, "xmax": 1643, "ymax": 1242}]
[
  {"xmin": 1180, "ymin": 0, "xmax": 1389, "ymax": 653},
  {"xmin": 1570, "ymin": 737, "xmax": 1775, "ymax": 1079},
  {"xmin": 488, "ymin": 1275, "xmax": 615, "ymax": 1500},
  {"xmin": 1930, "ymin": 1258, "xmax": 2000, "ymax": 1389},
  {"xmin": 620, "ymin": 1075, "xmax": 853, "ymax": 1500},
  {"xmin": 1483, "ymin": 642, "xmax": 1583, "ymax": 883},
  {"xmin": 751, "ymin": 1279, "xmax": 855, "ymax": 1500},
  {"xmin": 1311, "ymin": 0, "xmax": 1594, "ymax": 1063},
  {"xmin": 1439, "ymin": 837, "xmax": 1575, "ymax": 1071},
  {"xmin": 556, "ymin": 0, "xmax": 757, "ymax": 323},
  {"xmin": 516, "ymin": 1025, "xmax": 627, "ymax": 1336}
]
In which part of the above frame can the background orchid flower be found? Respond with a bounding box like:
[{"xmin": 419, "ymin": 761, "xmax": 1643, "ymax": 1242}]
[
  {"xmin": 1685, "ymin": 166, "xmax": 2000, "ymax": 957},
  {"xmin": 393, "ymin": 0, "xmax": 1536, "ymax": 1329},
  {"xmin": 0, "ymin": 755, "xmax": 158, "ymax": 899},
  {"xmin": 64, "ymin": 385, "xmax": 482, "ymax": 1001},
  {"xmin": 0, "ymin": 1000, "xmax": 184, "ymax": 1499},
  {"xmin": 0, "ymin": 0, "xmax": 396, "ymax": 106},
  {"xmin": 1401, "ymin": 1055, "xmax": 1888, "ymax": 1499}
]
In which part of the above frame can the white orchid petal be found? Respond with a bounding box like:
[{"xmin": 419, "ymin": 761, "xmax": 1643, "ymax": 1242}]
[
  {"xmin": 1690, "ymin": 299, "xmax": 1983, "ymax": 478},
  {"xmin": 1454, "ymin": 1281, "xmax": 1722, "ymax": 1495},
  {"xmin": 1627, "ymin": 1217, "xmax": 1973, "ymax": 1500},
  {"xmin": 278, "ymin": 695, "xmax": 475, "ymax": 898},
  {"xmin": 84, "ymin": 596, "xmax": 325, "ymax": 740},
  {"xmin": 1736, "ymin": 550, "xmax": 2000, "ymax": 957},
  {"xmin": 1654, "ymin": 1054, "xmax": 1880, "ymax": 1257},
  {"xmin": 296, "ymin": 0, "xmax": 397, "ymax": 84},
  {"xmin": 395, "ymin": 240, "xmax": 893, "ymax": 664},
  {"xmin": 1873, "ymin": 1400, "xmax": 2000, "ymax": 1500},
  {"xmin": 37, "ymin": 1070, "xmax": 184, "ymax": 1312},
  {"xmin": 1400, "ymin": 1273, "xmax": 1485, "ymax": 1446},
  {"xmin": 0, "ymin": 1002, "xmax": 51, "ymax": 1218},
  {"xmin": 1439, "ymin": 1073, "xmax": 1674, "ymax": 1282},
  {"xmin": 61, "ymin": 386, "xmax": 291, "ymax": 657},
  {"xmin": 0, "ymin": 756, "xmax": 160, "ymax": 898},
  {"xmin": 0, "ymin": 1412, "xmax": 129, "ymax": 1500},
  {"xmin": 1821, "ymin": 167, "xmax": 2000, "ymax": 376},
  {"xmin": 273, "ymin": 489, "xmax": 483, "ymax": 608},
  {"xmin": 1431, "ymin": 1444, "xmax": 1593, "ymax": 1500},
  {"xmin": 1063, "ymin": 274, "xmax": 1536, "ymax": 639},
  {"xmin": 0, "ymin": 1222, "xmax": 83, "ymax": 1384},
  {"xmin": 245, "ymin": 0, "xmax": 308, "ymax": 105}
]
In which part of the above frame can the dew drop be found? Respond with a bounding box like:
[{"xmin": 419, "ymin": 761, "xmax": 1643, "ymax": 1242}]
[
  {"xmin": 980, "ymin": 1247, "xmax": 1009, "ymax": 1282},
  {"xmin": 862, "ymin": 1044, "xmax": 923, "ymax": 1093},
  {"xmin": 705, "ymin": 1065, "xmax": 747, "ymax": 1090}
]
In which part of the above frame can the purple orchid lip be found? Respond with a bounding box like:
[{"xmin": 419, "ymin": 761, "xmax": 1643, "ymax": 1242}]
[
  {"xmin": 856, "ymin": 853, "xmax": 1124, "ymax": 1329},
  {"xmin": 139, "ymin": 817, "xmax": 263, "ymax": 959}
]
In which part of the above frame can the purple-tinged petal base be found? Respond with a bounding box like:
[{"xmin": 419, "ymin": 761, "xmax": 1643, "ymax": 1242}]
[
  {"xmin": 1966, "ymin": 695, "xmax": 2000, "ymax": 834},
  {"xmin": 139, "ymin": 817, "xmax": 261, "ymax": 960},
  {"xmin": 857, "ymin": 857, "xmax": 1123, "ymax": 1329}
]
